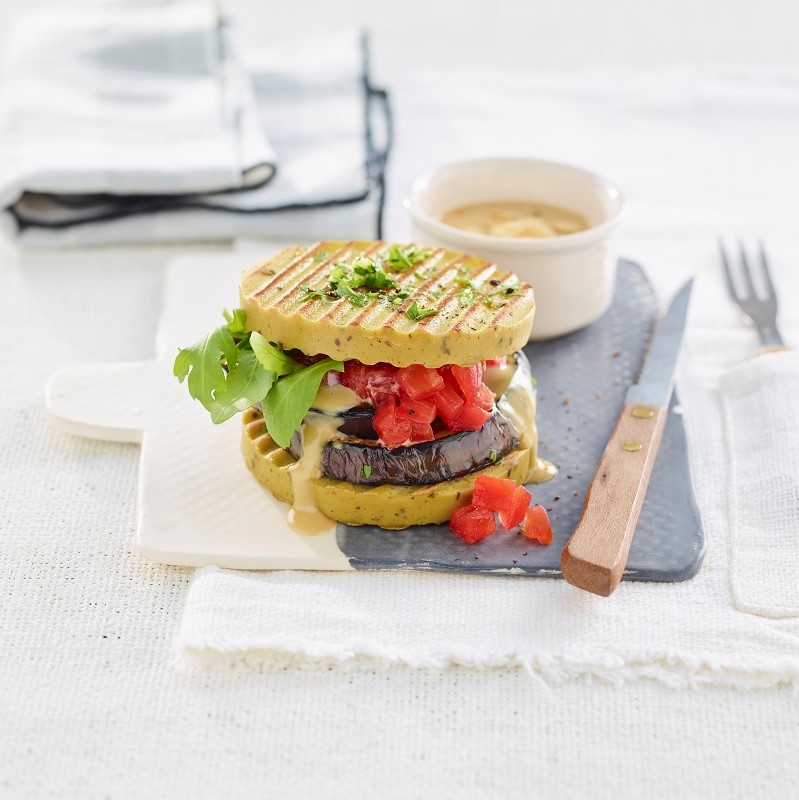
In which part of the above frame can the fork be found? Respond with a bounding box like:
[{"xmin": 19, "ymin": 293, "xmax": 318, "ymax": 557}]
[{"xmin": 719, "ymin": 240, "xmax": 791, "ymax": 356}]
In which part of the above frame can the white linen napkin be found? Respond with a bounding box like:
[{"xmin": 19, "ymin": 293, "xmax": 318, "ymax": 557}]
[
  {"xmin": 0, "ymin": 4, "xmax": 388, "ymax": 245},
  {"xmin": 721, "ymin": 351, "xmax": 799, "ymax": 618},
  {"xmin": 0, "ymin": 2, "xmax": 276, "ymax": 210},
  {"xmin": 174, "ymin": 321, "xmax": 799, "ymax": 687}
]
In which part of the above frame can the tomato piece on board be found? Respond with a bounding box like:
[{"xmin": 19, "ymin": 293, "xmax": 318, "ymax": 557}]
[
  {"xmin": 408, "ymin": 421, "xmax": 435, "ymax": 443},
  {"xmin": 449, "ymin": 505, "xmax": 497, "ymax": 544},
  {"xmin": 396, "ymin": 397, "xmax": 437, "ymax": 424},
  {"xmin": 475, "ymin": 383, "xmax": 495, "ymax": 411},
  {"xmin": 396, "ymin": 364, "xmax": 445, "ymax": 399},
  {"xmin": 497, "ymin": 484, "xmax": 532, "ymax": 530},
  {"xmin": 373, "ymin": 400, "xmax": 412, "ymax": 449},
  {"xmin": 450, "ymin": 402, "xmax": 491, "ymax": 432},
  {"xmin": 472, "ymin": 475, "xmax": 517, "ymax": 512},
  {"xmin": 450, "ymin": 364, "xmax": 484, "ymax": 400},
  {"xmin": 485, "ymin": 356, "xmax": 507, "ymax": 368},
  {"xmin": 431, "ymin": 386, "xmax": 465, "ymax": 428},
  {"xmin": 521, "ymin": 505, "xmax": 553, "ymax": 544}
]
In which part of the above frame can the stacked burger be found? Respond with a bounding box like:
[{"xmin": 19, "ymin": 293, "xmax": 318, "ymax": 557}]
[{"xmin": 176, "ymin": 241, "xmax": 553, "ymax": 537}]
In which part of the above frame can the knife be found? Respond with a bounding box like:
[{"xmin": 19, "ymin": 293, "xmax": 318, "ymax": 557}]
[{"xmin": 560, "ymin": 279, "xmax": 694, "ymax": 596}]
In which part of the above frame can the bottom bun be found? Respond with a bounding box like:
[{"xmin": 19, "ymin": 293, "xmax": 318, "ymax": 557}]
[{"xmin": 241, "ymin": 407, "xmax": 538, "ymax": 529}]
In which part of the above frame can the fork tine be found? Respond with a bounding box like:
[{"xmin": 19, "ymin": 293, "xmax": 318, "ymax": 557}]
[
  {"xmin": 718, "ymin": 239, "xmax": 740, "ymax": 302},
  {"xmin": 737, "ymin": 240, "xmax": 757, "ymax": 299},
  {"xmin": 758, "ymin": 239, "xmax": 778, "ymax": 307}
]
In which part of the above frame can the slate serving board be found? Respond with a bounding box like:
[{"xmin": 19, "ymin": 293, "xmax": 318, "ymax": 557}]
[{"xmin": 338, "ymin": 260, "xmax": 706, "ymax": 582}]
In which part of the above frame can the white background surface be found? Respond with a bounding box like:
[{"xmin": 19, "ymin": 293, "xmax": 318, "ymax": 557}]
[{"xmin": 2, "ymin": 1, "xmax": 799, "ymax": 798}]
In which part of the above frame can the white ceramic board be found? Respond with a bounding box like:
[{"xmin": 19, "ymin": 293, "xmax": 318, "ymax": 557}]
[{"xmin": 47, "ymin": 250, "xmax": 352, "ymax": 570}]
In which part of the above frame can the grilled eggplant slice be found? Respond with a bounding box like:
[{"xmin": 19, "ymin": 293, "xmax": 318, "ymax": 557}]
[{"xmin": 321, "ymin": 413, "xmax": 518, "ymax": 485}]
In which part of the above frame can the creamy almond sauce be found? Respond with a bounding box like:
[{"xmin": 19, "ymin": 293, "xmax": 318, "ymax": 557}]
[
  {"xmin": 488, "ymin": 359, "xmax": 557, "ymax": 483},
  {"xmin": 287, "ymin": 413, "xmax": 342, "ymax": 535},
  {"xmin": 483, "ymin": 361, "xmax": 516, "ymax": 397},
  {"xmin": 311, "ymin": 383, "xmax": 360, "ymax": 414},
  {"xmin": 442, "ymin": 200, "xmax": 589, "ymax": 238}
]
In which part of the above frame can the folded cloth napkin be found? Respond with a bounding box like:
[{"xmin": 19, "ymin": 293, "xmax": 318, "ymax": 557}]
[
  {"xmin": 0, "ymin": 3, "xmax": 389, "ymax": 245},
  {"xmin": 174, "ymin": 311, "xmax": 799, "ymax": 687},
  {"xmin": 721, "ymin": 351, "xmax": 799, "ymax": 618}
]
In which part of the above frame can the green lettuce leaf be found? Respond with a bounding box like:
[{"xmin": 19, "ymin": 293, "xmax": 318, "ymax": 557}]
[
  {"xmin": 209, "ymin": 351, "xmax": 276, "ymax": 424},
  {"xmin": 173, "ymin": 325, "xmax": 238, "ymax": 412},
  {"xmin": 262, "ymin": 358, "xmax": 344, "ymax": 448},
  {"xmin": 250, "ymin": 332, "xmax": 300, "ymax": 376},
  {"xmin": 223, "ymin": 308, "xmax": 249, "ymax": 338}
]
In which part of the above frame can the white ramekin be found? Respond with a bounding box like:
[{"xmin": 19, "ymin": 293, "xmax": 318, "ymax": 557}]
[{"xmin": 404, "ymin": 158, "xmax": 625, "ymax": 341}]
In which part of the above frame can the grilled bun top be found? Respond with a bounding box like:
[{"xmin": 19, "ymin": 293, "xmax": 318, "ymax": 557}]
[{"xmin": 239, "ymin": 240, "xmax": 536, "ymax": 367}]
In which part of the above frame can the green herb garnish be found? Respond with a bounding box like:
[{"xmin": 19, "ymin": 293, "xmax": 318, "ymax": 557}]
[
  {"xmin": 302, "ymin": 286, "xmax": 334, "ymax": 302},
  {"xmin": 386, "ymin": 245, "xmax": 431, "ymax": 271},
  {"xmin": 349, "ymin": 258, "xmax": 398, "ymax": 292},
  {"xmin": 405, "ymin": 301, "xmax": 439, "ymax": 321},
  {"xmin": 361, "ymin": 465, "xmax": 372, "ymax": 479},
  {"xmin": 483, "ymin": 284, "xmax": 523, "ymax": 309},
  {"xmin": 489, "ymin": 450, "xmax": 503, "ymax": 465}
]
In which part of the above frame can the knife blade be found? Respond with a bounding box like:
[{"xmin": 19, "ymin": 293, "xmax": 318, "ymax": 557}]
[{"xmin": 560, "ymin": 279, "xmax": 694, "ymax": 596}]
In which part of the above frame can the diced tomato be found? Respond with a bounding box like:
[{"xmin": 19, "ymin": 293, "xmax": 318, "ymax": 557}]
[
  {"xmin": 430, "ymin": 386, "xmax": 465, "ymax": 427},
  {"xmin": 475, "ymin": 383, "xmax": 495, "ymax": 411},
  {"xmin": 341, "ymin": 362, "xmax": 399, "ymax": 406},
  {"xmin": 450, "ymin": 402, "xmax": 491, "ymax": 432},
  {"xmin": 497, "ymin": 484, "xmax": 532, "ymax": 530},
  {"xmin": 450, "ymin": 364, "xmax": 484, "ymax": 400},
  {"xmin": 521, "ymin": 505, "xmax": 553, "ymax": 545},
  {"xmin": 373, "ymin": 400, "xmax": 412, "ymax": 449},
  {"xmin": 408, "ymin": 421, "xmax": 435, "ymax": 443},
  {"xmin": 366, "ymin": 375, "xmax": 401, "ymax": 407},
  {"xmin": 438, "ymin": 366, "xmax": 460, "ymax": 392},
  {"xmin": 485, "ymin": 356, "xmax": 507, "ymax": 368},
  {"xmin": 396, "ymin": 364, "xmax": 444, "ymax": 399},
  {"xmin": 340, "ymin": 361, "xmax": 370, "ymax": 399},
  {"xmin": 449, "ymin": 505, "xmax": 497, "ymax": 544},
  {"xmin": 472, "ymin": 475, "xmax": 518, "ymax": 512},
  {"xmin": 396, "ymin": 397, "xmax": 437, "ymax": 424}
]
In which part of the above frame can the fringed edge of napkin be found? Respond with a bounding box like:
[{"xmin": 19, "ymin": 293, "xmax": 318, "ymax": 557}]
[{"xmin": 172, "ymin": 640, "xmax": 799, "ymax": 691}]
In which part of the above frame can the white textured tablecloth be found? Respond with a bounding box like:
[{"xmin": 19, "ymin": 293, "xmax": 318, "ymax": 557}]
[{"xmin": 3, "ymin": 63, "xmax": 799, "ymax": 798}]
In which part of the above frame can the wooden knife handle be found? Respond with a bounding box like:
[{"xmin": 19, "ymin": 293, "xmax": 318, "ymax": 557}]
[{"xmin": 561, "ymin": 403, "xmax": 668, "ymax": 596}]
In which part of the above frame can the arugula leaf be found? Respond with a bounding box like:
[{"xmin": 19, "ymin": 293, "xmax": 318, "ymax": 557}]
[
  {"xmin": 361, "ymin": 465, "xmax": 372, "ymax": 478},
  {"xmin": 250, "ymin": 332, "xmax": 299, "ymax": 376},
  {"xmin": 223, "ymin": 308, "xmax": 249, "ymax": 337},
  {"xmin": 173, "ymin": 325, "xmax": 237, "ymax": 412},
  {"xmin": 209, "ymin": 351, "xmax": 276, "ymax": 424},
  {"xmin": 262, "ymin": 358, "xmax": 344, "ymax": 448},
  {"xmin": 405, "ymin": 301, "xmax": 439, "ymax": 321}
]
